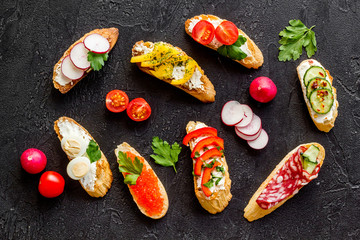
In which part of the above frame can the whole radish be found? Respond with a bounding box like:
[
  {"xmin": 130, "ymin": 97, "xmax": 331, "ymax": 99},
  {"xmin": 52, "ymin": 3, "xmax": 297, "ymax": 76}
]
[
  {"xmin": 20, "ymin": 148, "xmax": 47, "ymax": 174},
  {"xmin": 249, "ymin": 77, "xmax": 277, "ymax": 103}
]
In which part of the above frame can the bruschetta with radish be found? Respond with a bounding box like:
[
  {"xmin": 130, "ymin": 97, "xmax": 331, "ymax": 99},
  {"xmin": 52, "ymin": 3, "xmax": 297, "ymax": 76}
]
[
  {"xmin": 53, "ymin": 28, "xmax": 119, "ymax": 93},
  {"xmin": 185, "ymin": 14, "xmax": 263, "ymax": 69},
  {"xmin": 114, "ymin": 142, "xmax": 169, "ymax": 219},
  {"xmin": 131, "ymin": 41, "xmax": 216, "ymax": 103},
  {"xmin": 184, "ymin": 121, "xmax": 232, "ymax": 214},
  {"xmin": 297, "ymin": 59, "xmax": 339, "ymax": 132},
  {"xmin": 54, "ymin": 117, "xmax": 113, "ymax": 197},
  {"xmin": 244, "ymin": 143, "xmax": 325, "ymax": 221}
]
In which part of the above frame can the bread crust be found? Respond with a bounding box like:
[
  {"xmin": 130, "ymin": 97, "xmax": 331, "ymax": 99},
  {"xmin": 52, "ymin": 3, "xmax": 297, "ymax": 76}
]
[
  {"xmin": 185, "ymin": 14, "xmax": 263, "ymax": 69},
  {"xmin": 296, "ymin": 59, "xmax": 339, "ymax": 132},
  {"xmin": 54, "ymin": 116, "xmax": 113, "ymax": 198},
  {"xmin": 244, "ymin": 142, "xmax": 325, "ymax": 222},
  {"xmin": 186, "ymin": 121, "xmax": 232, "ymax": 214},
  {"xmin": 132, "ymin": 41, "xmax": 216, "ymax": 103},
  {"xmin": 114, "ymin": 142, "xmax": 169, "ymax": 219},
  {"xmin": 53, "ymin": 28, "xmax": 119, "ymax": 94}
]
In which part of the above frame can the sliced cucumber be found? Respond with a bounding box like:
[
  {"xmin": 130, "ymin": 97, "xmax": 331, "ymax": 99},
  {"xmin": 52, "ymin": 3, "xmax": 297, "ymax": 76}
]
[
  {"xmin": 302, "ymin": 145, "xmax": 320, "ymax": 163},
  {"xmin": 306, "ymin": 78, "xmax": 332, "ymax": 98},
  {"xmin": 302, "ymin": 158, "xmax": 317, "ymax": 174},
  {"xmin": 309, "ymin": 88, "xmax": 334, "ymax": 114},
  {"xmin": 304, "ymin": 66, "xmax": 327, "ymax": 86}
]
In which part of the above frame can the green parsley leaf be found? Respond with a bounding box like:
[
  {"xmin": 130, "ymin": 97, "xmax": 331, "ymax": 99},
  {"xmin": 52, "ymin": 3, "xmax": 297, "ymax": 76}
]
[
  {"xmin": 215, "ymin": 177, "xmax": 222, "ymax": 185},
  {"xmin": 203, "ymin": 179, "xmax": 214, "ymax": 189},
  {"xmin": 204, "ymin": 160, "xmax": 215, "ymax": 168},
  {"xmin": 217, "ymin": 35, "xmax": 248, "ymax": 61},
  {"xmin": 150, "ymin": 136, "xmax": 182, "ymax": 173},
  {"xmin": 86, "ymin": 140, "xmax": 101, "ymax": 163},
  {"xmin": 87, "ymin": 52, "xmax": 109, "ymax": 71},
  {"xmin": 216, "ymin": 165, "xmax": 225, "ymax": 174},
  {"xmin": 194, "ymin": 151, "xmax": 200, "ymax": 158},
  {"xmin": 117, "ymin": 151, "xmax": 143, "ymax": 185},
  {"xmin": 278, "ymin": 19, "xmax": 317, "ymax": 61},
  {"xmin": 216, "ymin": 146, "xmax": 221, "ymax": 151}
]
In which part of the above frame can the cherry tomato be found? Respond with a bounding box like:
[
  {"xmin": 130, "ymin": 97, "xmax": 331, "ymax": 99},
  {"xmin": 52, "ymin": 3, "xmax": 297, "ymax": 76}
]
[
  {"xmin": 38, "ymin": 171, "xmax": 65, "ymax": 198},
  {"xmin": 192, "ymin": 20, "xmax": 215, "ymax": 45},
  {"xmin": 215, "ymin": 21, "xmax": 239, "ymax": 45},
  {"xmin": 126, "ymin": 98, "xmax": 151, "ymax": 122},
  {"xmin": 106, "ymin": 90, "xmax": 129, "ymax": 113}
]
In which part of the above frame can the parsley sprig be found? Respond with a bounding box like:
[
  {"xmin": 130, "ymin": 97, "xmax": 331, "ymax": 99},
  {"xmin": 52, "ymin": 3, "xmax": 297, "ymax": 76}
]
[
  {"xmin": 217, "ymin": 35, "xmax": 248, "ymax": 61},
  {"xmin": 150, "ymin": 136, "xmax": 182, "ymax": 173},
  {"xmin": 86, "ymin": 140, "xmax": 101, "ymax": 163},
  {"xmin": 118, "ymin": 151, "xmax": 143, "ymax": 185},
  {"xmin": 87, "ymin": 52, "xmax": 109, "ymax": 71}
]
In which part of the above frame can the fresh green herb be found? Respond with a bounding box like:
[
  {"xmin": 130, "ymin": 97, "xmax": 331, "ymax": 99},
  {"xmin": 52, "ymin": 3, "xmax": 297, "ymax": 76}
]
[
  {"xmin": 204, "ymin": 160, "xmax": 215, "ymax": 168},
  {"xmin": 86, "ymin": 140, "xmax": 101, "ymax": 163},
  {"xmin": 215, "ymin": 177, "xmax": 222, "ymax": 185},
  {"xmin": 203, "ymin": 147, "xmax": 209, "ymax": 151},
  {"xmin": 192, "ymin": 170, "xmax": 195, "ymax": 176},
  {"xmin": 150, "ymin": 136, "xmax": 182, "ymax": 173},
  {"xmin": 216, "ymin": 146, "xmax": 221, "ymax": 151},
  {"xmin": 194, "ymin": 151, "xmax": 200, "ymax": 159},
  {"xmin": 216, "ymin": 165, "xmax": 225, "ymax": 173},
  {"xmin": 203, "ymin": 179, "xmax": 214, "ymax": 189},
  {"xmin": 87, "ymin": 52, "xmax": 109, "ymax": 71},
  {"xmin": 278, "ymin": 19, "xmax": 317, "ymax": 61},
  {"xmin": 217, "ymin": 35, "xmax": 248, "ymax": 61},
  {"xmin": 117, "ymin": 151, "xmax": 143, "ymax": 185}
]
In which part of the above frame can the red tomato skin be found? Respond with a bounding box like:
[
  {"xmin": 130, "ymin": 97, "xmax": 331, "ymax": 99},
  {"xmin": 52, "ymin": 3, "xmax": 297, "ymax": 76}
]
[
  {"xmin": 126, "ymin": 98, "xmax": 151, "ymax": 122},
  {"xmin": 192, "ymin": 20, "xmax": 215, "ymax": 45},
  {"xmin": 215, "ymin": 21, "xmax": 239, "ymax": 45},
  {"xmin": 38, "ymin": 171, "xmax": 65, "ymax": 198},
  {"xmin": 106, "ymin": 90, "xmax": 129, "ymax": 113},
  {"xmin": 20, "ymin": 148, "xmax": 47, "ymax": 174}
]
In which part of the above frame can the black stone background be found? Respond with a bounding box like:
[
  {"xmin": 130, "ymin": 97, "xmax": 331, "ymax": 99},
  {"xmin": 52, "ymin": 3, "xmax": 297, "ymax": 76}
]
[{"xmin": 1, "ymin": 0, "xmax": 359, "ymax": 239}]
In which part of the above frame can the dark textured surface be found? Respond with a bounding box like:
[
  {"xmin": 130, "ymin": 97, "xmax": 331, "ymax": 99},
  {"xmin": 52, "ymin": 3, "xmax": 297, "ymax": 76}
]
[{"xmin": 1, "ymin": 0, "xmax": 359, "ymax": 239}]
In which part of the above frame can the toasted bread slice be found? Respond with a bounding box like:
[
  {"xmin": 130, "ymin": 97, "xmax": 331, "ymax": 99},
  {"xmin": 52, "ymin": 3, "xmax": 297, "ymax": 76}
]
[
  {"xmin": 54, "ymin": 117, "xmax": 113, "ymax": 197},
  {"xmin": 131, "ymin": 41, "xmax": 216, "ymax": 103},
  {"xmin": 53, "ymin": 28, "xmax": 119, "ymax": 94},
  {"xmin": 185, "ymin": 14, "xmax": 263, "ymax": 69},
  {"xmin": 297, "ymin": 59, "xmax": 339, "ymax": 132},
  {"xmin": 244, "ymin": 143, "xmax": 325, "ymax": 222},
  {"xmin": 186, "ymin": 121, "xmax": 232, "ymax": 214},
  {"xmin": 114, "ymin": 142, "xmax": 169, "ymax": 219}
]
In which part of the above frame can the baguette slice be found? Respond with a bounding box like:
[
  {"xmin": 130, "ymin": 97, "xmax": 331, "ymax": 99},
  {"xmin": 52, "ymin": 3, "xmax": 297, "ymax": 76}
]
[
  {"xmin": 114, "ymin": 142, "xmax": 169, "ymax": 219},
  {"xmin": 53, "ymin": 28, "xmax": 119, "ymax": 94},
  {"xmin": 132, "ymin": 41, "xmax": 216, "ymax": 103},
  {"xmin": 186, "ymin": 121, "xmax": 232, "ymax": 214},
  {"xmin": 297, "ymin": 59, "xmax": 339, "ymax": 132},
  {"xmin": 185, "ymin": 14, "xmax": 263, "ymax": 69},
  {"xmin": 54, "ymin": 116, "xmax": 113, "ymax": 197},
  {"xmin": 244, "ymin": 142, "xmax": 325, "ymax": 222}
]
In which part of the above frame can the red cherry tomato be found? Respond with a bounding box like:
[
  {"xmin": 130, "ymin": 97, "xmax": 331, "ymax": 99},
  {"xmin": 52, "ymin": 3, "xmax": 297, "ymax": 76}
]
[
  {"xmin": 106, "ymin": 90, "xmax": 129, "ymax": 113},
  {"xmin": 126, "ymin": 98, "xmax": 151, "ymax": 122},
  {"xmin": 192, "ymin": 20, "xmax": 215, "ymax": 45},
  {"xmin": 215, "ymin": 21, "xmax": 239, "ymax": 45},
  {"xmin": 38, "ymin": 171, "xmax": 65, "ymax": 198}
]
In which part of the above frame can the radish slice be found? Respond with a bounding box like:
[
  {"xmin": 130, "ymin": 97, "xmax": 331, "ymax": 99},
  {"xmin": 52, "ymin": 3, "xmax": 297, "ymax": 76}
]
[
  {"xmin": 236, "ymin": 114, "xmax": 262, "ymax": 136},
  {"xmin": 235, "ymin": 127, "xmax": 262, "ymax": 141},
  {"xmin": 61, "ymin": 56, "xmax": 84, "ymax": 80},
  {"xmin": 235, "ymin": 104, "xmax": 253, "ymax": 128},
  {"xmin": 83, "ymin": 33, "xmax": 110, "ymax": 54},
  {"xmin": 221, "ymin": 101, "xmax": 245, "ymax": 126},
  {"xmin": 70, "ymin": 42, "xmax": 91, "ymax": 70},
  {"xmin": 247, "ymin": 129, "xmax": 269, "ymax": 150}
]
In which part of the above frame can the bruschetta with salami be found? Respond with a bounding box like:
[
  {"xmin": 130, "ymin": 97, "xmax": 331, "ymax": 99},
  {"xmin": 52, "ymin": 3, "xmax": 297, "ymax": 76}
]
[
  {"xmin": 244, "ymin": 143, "xmax": 325, "ymax": 221},
  {"xmin": 184, "ymin": 121, "xmax": 232, "ymax": 214}
]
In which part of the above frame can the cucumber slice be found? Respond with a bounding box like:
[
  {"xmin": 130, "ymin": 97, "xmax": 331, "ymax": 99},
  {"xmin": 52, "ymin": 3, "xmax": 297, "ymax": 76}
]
[
  {"xmin": 304, "ymin": 66, "xmax": 327, "ymax": 86},
  {"xmin": 306, "ymin": 78, "xmax": 332, "ymax": 98},
  {"xmin": 302, "ymin": 145, "xmax": 320, "ymax": 163},
  {"xmin": 302, "ymin": 158, "xmax": 317, "ymax": 174},
  {"xmin": 309, "ymin": 88, "xmax": 334, "ymax": 114}
]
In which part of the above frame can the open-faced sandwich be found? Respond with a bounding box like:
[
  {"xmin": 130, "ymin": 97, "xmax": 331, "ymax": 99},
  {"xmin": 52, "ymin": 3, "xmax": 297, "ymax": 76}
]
[
  {"xmin": 297, "ymin": 59, "xmax": 339, "ymax": 132},
  {"xmin": 53, "ymin": 28, "xmax": 119, "ymax": 93},
  {"xmin": 183, "ymin": 121, "xmax": 232, "ymax": 214},
  {"xmin": 185, "ymin": 14, "xmax": 263, "ymax": 69},
  {"xmin": 54, "ymin": 117, "xmax": 113, "ymax": 197},
  {"xmin": 115, "ymin": 142, "xmax": 169, "ymax": 219},
  {"xmin": 131, "ymin": 41, "xmax": 216, "ymax": 103},
  {"xmin": 244, "ymin": 143, "xmax": 325, "ymax": 221}
]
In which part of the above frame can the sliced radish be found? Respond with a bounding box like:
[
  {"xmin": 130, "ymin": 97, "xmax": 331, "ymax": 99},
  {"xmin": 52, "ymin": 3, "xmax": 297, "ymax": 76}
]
[
  {"xmin": 247, "ymin": 129, "xmax": 269, "ymax": 150},
  {"xmin": 83, "ymin": 33, "xmax": 110, "ymax": 54},
  {"xmin": 61, "ymin": 56, "xmax": 84, "ymax": 80},
  {"xmin": 235, "ymin": 104, "xmax": 253, "ymax": 128},
  {"xmin": 236, "ymin": 114, "xmax": 262, "ymax": 136},
  {"xmin": 221, "ymin": 101, "xmax": 244, "ymax": 126},
  {"xmin": 235, "ymin": 127, "xmax": 262, "ymax": 141},
  {"xmin": 70, "ymin": 42, "xmax": 91, "ymax": 70}
]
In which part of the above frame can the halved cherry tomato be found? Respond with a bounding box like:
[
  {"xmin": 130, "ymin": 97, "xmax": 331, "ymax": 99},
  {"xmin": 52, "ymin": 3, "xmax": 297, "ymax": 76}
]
[
  {"xmin": 127, "ymin": 98, "xmax": 151, "ymax": 122},
  {"xmin": 201, "ymin": 161, "xmax": 221, "ymax": 197},
  {"xmin": 192, "ymin": 20, "xmax": 215, "ymax": 45},
  {"xmin": 38, "ymin": 171, "xmax": 65, "ymax": 198},
  {"xmin": 106, "ymin": 90, "xmax": 129, "ymax": 113},
  {"xmin": 215, "ymin": 21, "xmax": 239, "ymax": 45},
  {"xmin": 183, "ymin": 127, "xmax": 218, "ymax": 146}
]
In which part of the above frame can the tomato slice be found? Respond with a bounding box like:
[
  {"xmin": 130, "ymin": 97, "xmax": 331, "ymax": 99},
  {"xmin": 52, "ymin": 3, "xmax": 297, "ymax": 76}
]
[
  {"xmin": 215, "ymin": 21, "xmax": 239, "ymax": 45},
  {"xmin": 192, "ymin": 20, "xmax": 215, "ymax": 45},
  {"xmin": 106, "ymin": 90, "xmax": 129, "ymax": 113},
  {"xmin": 127, "ymin": 98, "xmax": 151, "ymax": 122}
]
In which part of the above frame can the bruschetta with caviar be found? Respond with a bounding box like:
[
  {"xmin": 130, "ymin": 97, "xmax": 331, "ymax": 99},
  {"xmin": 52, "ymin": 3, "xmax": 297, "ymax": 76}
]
[
  {"xmin": 131, "ymin": 41, "xmax": 216, "ymax": 103},
  {"xmin": 53, "ymin": 28, "xmax": 119, "ymax": 93},
  {"xmin": 297, "ymin": 59, "xmax": 339, "ymax": 132},
  {"xmin": 244, "ymin": 143, "xmax": 325, "ymax": 222},
  {"xmin": 185, "ymin": 14, "xmax": 263, "ymax": 69},
  {"xmin": 114, "ymin": 142, "xmax": 169, "ymax": 219},
  {"xmin": 54, "ymin": 117, "xmax": 113, "ymax": 197},
  {"xmin": 184, "ymin": 121, "xmax": 232, "ymax": 214}
]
